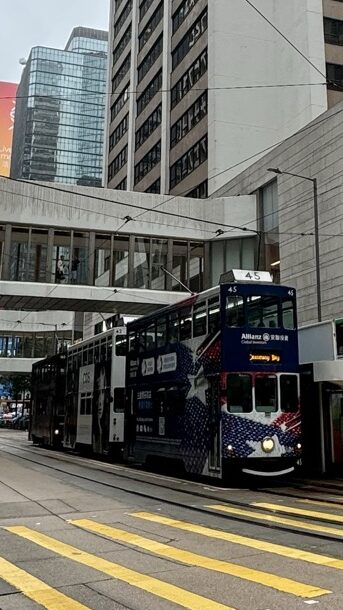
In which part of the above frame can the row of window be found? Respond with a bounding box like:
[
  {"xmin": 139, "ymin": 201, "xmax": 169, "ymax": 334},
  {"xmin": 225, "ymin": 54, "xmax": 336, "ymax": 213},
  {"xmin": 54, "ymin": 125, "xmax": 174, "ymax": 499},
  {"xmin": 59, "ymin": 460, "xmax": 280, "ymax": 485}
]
[
  {"xmin": 113, "ymin": 25, "xmax": 131, "ymax": 66},
  {"xmin": 139, "ymin": 1, "xmax": 163, "ymax": 52},
  {"xmin": 171, "ymin": 49, "xmax": 207, "ymax": 109},
  {"xmin": 111, "ymin": 86, "xmax": 129, "ymax": 121},
  {"xmin": 113, "ymin": 0, "xmax": 132, "ymax": 40},
  {"xmin": 135, "ymin": 104, "xmax": 162, "ymax": 150},
  {"xmin": 108, "ymin": 145, "xmax": 128, "ymax": 180},
  {"xmin": 327, "ymin": 62, "xmax": 343, "ymax": 88},
  {"xmin": 134, "ymin": 140, "xmax": 161, "ymax": 185},
  {"xmin": 109, "ymin": 114, "xmax": 129, "ymax": 152},
  {"xmin": 324, "ymin": 17, "xmax": 343, "ymax": 46},
  {"xmin": 138, "ymin": 34, "xmax": 163, "ymax": 83},
  {"xmin": 112, "ymin": 53, "xmax": 131, "ymax": 93},
  {"xmin": 137, "ymin": 69, "xmax": 162, "ymax": 115},
  {"xmin": 114, "ymin": 0, "xmax": 125, "ymax": 11},
  {"xmin": 170, "ymin": 91, "xmax": 207, "ymax": 148},
  {"xmin": 129, "ymin": 296, "xmax": 220, "ymax": 351},
  {"xmin": 172, "ymin": 10, "xmax": 207, "ymax": 70},
  {"xmin": 145, "ymin": 177, "xmax": 161, "ymax": 193},
  {"xmin": 172, "ymin": 0, "xmax": 200, "ymax": 34},
  {"xmin": 187, "ymin": 180, "xmax": 208, "ymax": 199},
  {"xmin": 139, "ymin": 0, "xmax": 154, "ymax": 21},
  {"xmin": 114, "ymin": 177, "xmax": 127, "ymax": 190},
  {"xmin": 225, "ymin": 295, "xmax": 295, "ymax": 330},
  {"xmin": 170, "ymin": 135, "xmax": 207, "ymax": 189},
  {"xmin": 227, "ymin": 374, "xmax": 298, "ymax": 414}
]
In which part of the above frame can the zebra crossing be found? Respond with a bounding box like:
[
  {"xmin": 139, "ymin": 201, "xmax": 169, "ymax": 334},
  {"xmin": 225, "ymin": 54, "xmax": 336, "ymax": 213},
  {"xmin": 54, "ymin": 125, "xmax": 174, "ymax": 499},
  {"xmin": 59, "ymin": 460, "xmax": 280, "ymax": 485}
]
[{"xmin": 0, "ymin": 500, "xmax": 342, "ymax": 610}]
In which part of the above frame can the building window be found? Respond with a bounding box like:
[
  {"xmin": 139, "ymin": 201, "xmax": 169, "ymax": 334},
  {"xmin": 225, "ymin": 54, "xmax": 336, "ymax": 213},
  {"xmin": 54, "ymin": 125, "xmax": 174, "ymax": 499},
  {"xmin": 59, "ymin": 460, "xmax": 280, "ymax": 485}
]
[
  {"xmin": 114, "ymin": 177, "xmax": 127, "ymax": 190},
  {"xmin": 171, "ymin": 49, "xmax": 207, "ymax": 109},
  {"xmin": 139, "ymin": 2, "xmax": 163, "ymax": 51},
  {"xmin": 187, "ymin": 180, "xmax": 208, "ymax": 199},
  {"xmin": 113, "ymin": 25, "xmax": 131, "ymax": 66},
  {"xmin": 139, "ymin": 0, "xmax": 154, "ymax": 20},
  {"xmin": 324, "ymin": 17, "xmax": 343, "ymax": 46},
  {"xmin": 145, "ymin": 178, "xmax": 161, "ymax": 193},
  {"xmin": 170, "ymin": 135, "xmax": 207, "ymax": 189},
  {"xmin": 134, "ymin": 141, "xmax": 161, "ymax": 185},
  {"xmin": 112, "ymin": 53, "xmax": 131, "ymax": 93},
  {"xmin": 172, "ymin": 0, "xmax": 200, "ymax": 34},
  {"xmin": 170, "ymin": 91, "xmax": 207, "ymax": 148},
  {"xmin": 108, "ymin": 145, "xmax": 128, "ymax": 180},
  {"xmin": 135, "ymin": 104, "xmax": 162, "ymax": 150},
  {"xmin": 172, "ymin": 10, "xmax": 207, "ymax": 70},
  {"xmin": 109, "ymin": 114, "xmax": 129, "ymax": 151},
  {"xmin": 111, "ymin": 85, "xmax": 129, "ymax": 121},
  {"xmin": 137, "ymin": 69, "xmax": 162, "ymax": 115},
  {"xmin": 327, "ymin": 63, "xmax": 343, "ymax": 88},
  {"xmin": 137, "ymin": 34, "xmax": 163, "ymax": 83},
  {"xmin": 113, "ymin": 0, "xmax": 133, "ymax": 40}
]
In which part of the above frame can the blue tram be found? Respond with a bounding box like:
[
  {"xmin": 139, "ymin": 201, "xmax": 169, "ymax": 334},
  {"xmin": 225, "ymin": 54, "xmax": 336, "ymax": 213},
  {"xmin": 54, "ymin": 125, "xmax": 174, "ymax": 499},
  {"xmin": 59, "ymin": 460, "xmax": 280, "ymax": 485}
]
[{"xmin": 126, "ymin": 270, "xmax": 302, "ymax": 478}]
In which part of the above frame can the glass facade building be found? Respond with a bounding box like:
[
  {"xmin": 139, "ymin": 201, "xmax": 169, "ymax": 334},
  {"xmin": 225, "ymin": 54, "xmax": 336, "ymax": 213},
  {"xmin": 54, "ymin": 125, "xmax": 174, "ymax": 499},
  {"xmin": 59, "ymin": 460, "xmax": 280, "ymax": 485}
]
[{"xmin": 11, "ymin": 27, "xmax": 108, "ymax": 186}]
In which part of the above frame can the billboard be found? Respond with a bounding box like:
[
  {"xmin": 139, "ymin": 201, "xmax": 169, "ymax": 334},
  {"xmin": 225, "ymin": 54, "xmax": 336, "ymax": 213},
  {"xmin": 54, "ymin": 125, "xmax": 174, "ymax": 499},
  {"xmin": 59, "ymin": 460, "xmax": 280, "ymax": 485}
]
[{"xmin": 0, "ymin": 82, "xmax": 17, "ymax": 177}]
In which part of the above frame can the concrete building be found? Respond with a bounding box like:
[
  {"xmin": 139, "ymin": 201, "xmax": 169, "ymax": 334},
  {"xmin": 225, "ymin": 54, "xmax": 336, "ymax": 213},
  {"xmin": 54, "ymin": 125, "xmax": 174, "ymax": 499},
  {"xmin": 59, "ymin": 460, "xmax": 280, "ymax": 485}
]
[
  {"xmin": 11, "ymin": 28, "xmax": 108, "ymax": 186},
  {"xmin": 106, "ymin": 0, "xmax": 343, "ymax": 197}
]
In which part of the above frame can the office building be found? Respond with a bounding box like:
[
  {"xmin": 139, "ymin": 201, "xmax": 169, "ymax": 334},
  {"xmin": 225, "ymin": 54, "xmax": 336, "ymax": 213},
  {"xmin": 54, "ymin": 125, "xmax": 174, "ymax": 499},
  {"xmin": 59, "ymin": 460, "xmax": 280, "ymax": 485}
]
[
  {"xmin": 106, "ymin": 0, "xmax": 343, "ymax": 197},
  {"xmin": 11, "ymin": 27, "xmax": 108, "ymax": 185}
]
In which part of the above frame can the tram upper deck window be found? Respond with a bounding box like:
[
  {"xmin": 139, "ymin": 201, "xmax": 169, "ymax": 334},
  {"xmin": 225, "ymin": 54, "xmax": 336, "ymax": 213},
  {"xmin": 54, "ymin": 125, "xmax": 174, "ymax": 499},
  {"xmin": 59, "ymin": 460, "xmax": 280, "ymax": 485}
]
[
  {"xmin": 168, "ymin": 311, "xmax": 179, "ymax": 343},
  {"xmin": 128, "ymin": 331, "xmax": 136, "ymax": 353},
  {"xmin": 226, "ymin": 295, "xmax": 245, "ymax": 327},
  {"xmin": 255, "ymin": 375, "xmax": 277, "ymax": 413},
  {"xmin": 280, "ymin": 374, "xmax": 298, "ymax": 412},
  {"xmin": 157, "ymin": 316, "xmax": 167, "ymax": 347},
  {"xmin": 208, "ymin": 297, "xmax": 220, "ymax": 333},
  {"xmin": 115, "ymin": 334, "xmax": 127, "ymax": 356},
  {"xmin": 247, "ymin": 296, "xmax": 279, "ymax": 328},
  {"xmin": 137, "ymin": 328, "xmax": 146, "ymax": 352},
  {"xmin": 227, "ymin": 374, "xmax": 252, "ymax": 413},
  {"xmin": 193, "ymin": 302, "xmax": 207, "ymax": 337},
  {"xmin": 180, "ymin": 307, "xmax": 192, "ymax": 340},
  {"xmin": 146, "ymin": 322, "xmax": 156, "ymax": 351},
  {"xmin": 282, "ymin": 299, "xmax": 295, "ymax": 329}
]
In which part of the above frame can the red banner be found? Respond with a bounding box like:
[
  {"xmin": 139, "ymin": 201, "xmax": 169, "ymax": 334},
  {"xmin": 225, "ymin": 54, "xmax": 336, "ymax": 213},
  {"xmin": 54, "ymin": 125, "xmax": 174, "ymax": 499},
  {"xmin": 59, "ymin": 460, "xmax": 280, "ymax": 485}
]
[{"xmin": 0, "ymin": 82, "xmax": 17, "ymax": 177}]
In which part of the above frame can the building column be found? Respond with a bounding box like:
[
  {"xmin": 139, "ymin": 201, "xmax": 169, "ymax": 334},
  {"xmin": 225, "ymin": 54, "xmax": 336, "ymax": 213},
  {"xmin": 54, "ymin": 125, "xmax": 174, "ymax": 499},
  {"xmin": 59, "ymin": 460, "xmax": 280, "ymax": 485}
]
[
  {"xmin": 88, "ymin": 232, "xmax": 96, "ymax": 285},
  {"xmin": 46, "ymin": 228, "xmax": 54, "ymax": 282},
  {"xmin": 1, "ymin": 224, "xmax": 11, "ymax": 280},
  {"xmin": 128, "ymin": 234, "xmax": 135, "ymax": 287}
]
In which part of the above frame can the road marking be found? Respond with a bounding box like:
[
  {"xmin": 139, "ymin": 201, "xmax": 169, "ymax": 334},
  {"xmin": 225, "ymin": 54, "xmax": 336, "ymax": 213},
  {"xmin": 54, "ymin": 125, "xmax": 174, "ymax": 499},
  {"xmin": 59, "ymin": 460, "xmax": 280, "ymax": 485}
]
[
  {"xmin": 3, "ymin": 525, "xmax": 236, "ymax": 610},
  {"xmin": 132, "ymin": 512, "xmax": 343, "ymax": 570},
  {"xmin": 0, "ymin": 556, "xmax": 90, "ymax": 610},
  {"xmin": 252, "ymin": 502, "xmax": 343, "ymax": 524},
  {"xmin": 208, "ymin": 504, "xmax": 343, "ymax": 537},
  {"xmin": 71, "ymin": 518, "xmax": 328, "ymax": 599},
  {"xmin": 297, "ymin": 498, "xmax": 343, "ymax": 510}
]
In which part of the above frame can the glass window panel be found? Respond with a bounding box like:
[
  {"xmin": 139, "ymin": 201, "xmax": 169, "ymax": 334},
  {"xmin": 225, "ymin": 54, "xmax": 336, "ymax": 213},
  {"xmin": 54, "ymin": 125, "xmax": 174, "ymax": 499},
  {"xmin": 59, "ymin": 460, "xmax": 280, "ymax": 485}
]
[
  {"xmin": 193, "ymin": 302, "xmax": 207, "ymax": 337},
  {"xmin": 113, "ymin": 236, "xmax": 129, "ymax": 287},
  {"xmin": 280, "ymin": 375, "xmax": 298, "ymax": 413},
  {"xmin": 146, "ymin": 322, "xmax": 156, "ymax": 351},
  {"xmin": 226, "ymin": 295, "xmax": 245, "ymax": 327},
  {"xmin": 180, "ymin": 307, "xmax": 192, "ymax": 340},
  {"xmin": 227, "ymin": 374, "xmax": 252, "ymax": 413},
  {"xmin": 247, "ymin": 296, "xmax": 279, "ymax": 328},
  {"xmin": 255, "ymin": 375, "xmax": 277, "ymax": 413},
  {"xmin": 157, "ymin": 316, "xmax": 167, "ymax": 347},
  {"xmin": 134, "ymin": 238, "xmax": 150, "ymax": 289},
  {"xmin": 172, "ymin": 240, "xmax": 188, "ymax": 291},
  {"xmin": 208, "ymin": 297, "xmax": 220, "ymax": 334},
  {"xmin": 168, "ymin": 311, "xmax": 179, "ymax": 343},
  {"xmin": 282, "ymin": 299, "xmax": 295, "ymax": 329}
]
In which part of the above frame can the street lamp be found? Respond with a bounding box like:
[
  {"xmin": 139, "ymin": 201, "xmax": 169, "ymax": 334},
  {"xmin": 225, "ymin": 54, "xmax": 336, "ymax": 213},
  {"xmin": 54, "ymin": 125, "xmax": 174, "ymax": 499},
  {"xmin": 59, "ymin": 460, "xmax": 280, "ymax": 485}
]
[{"xmin": 267, "ymin": 167, "xmax": 321, "ymax": 322}]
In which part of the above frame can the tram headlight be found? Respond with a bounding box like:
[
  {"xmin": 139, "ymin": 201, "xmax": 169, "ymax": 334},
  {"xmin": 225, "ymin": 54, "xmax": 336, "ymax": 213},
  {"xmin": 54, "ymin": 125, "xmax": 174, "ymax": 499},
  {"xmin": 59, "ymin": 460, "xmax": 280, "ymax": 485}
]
[
  {"xmin": 261, "ymin": 437, "xmax": 274, "ymax": 453},
  {"xmin": 227, "ymin": 444, "xmax": 233, "ymax": 451},
  {"xmin": 54, "ymin": 429, "xmax": 59, "ymax": 436},
  {"xmin": 296, "ymin": 442, "xmax": 302, "ymax": 450}
]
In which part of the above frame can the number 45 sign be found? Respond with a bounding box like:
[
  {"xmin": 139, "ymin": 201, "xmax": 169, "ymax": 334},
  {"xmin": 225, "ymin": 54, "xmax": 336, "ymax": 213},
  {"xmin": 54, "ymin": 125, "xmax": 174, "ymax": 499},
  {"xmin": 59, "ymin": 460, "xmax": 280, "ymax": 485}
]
[{"xmin": 229, "ymin": 269, "xmax": 273, "ymax": 283}]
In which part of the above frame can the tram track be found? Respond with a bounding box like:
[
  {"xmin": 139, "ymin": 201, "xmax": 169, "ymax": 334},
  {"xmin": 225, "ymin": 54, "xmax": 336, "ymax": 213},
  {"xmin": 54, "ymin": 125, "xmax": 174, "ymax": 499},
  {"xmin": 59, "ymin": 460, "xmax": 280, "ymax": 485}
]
[{"xmin": 0, "ymin": 435, "xmax": 342, "ymax": 545}]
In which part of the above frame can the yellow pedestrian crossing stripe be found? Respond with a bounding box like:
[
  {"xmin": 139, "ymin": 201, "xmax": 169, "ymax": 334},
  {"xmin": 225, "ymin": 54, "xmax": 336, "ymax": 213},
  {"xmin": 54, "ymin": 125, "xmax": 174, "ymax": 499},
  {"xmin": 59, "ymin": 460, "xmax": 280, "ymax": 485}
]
[
  {"xmin": 252, "ymin": 501, "xmax": 343, "ymax": 524},
  {"xmin": 132, "ymin": 511, "xmax": 343, "ymax": 570},
  {"xmin": 0, "ymin": 556, "xmax": 90, "ymax": 610},
  {"xmin": 71, "ymin": 518, "xmax": 328, "ymax": 599},
  {"xmin": 3, "ymin": 525, "xmax": 236, "ymax": 610},
  {"xmin": 208, "ymin": 504, "xmax": 343, "ymax": 537}
]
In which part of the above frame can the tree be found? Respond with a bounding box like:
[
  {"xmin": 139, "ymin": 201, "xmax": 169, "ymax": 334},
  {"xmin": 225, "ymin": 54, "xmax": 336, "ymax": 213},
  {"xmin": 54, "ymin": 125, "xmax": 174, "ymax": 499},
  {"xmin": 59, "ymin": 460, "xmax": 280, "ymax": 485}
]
[{"xmin": 2, "ymin": 375, "xmax": 31, "ymax": 412}]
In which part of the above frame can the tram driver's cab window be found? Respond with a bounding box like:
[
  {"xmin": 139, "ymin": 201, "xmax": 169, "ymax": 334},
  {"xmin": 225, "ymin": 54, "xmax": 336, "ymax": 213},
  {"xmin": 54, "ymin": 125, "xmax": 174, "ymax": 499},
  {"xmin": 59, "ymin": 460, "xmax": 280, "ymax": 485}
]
[
  {"xmin": 247, "ymin": 296, "xmax": 279, "ymax": 329},
  {"xmin": 226, "ymin": 295, "xmax": 245, "ymax": 327},
  {"xmin": 255, "ymin": 375, "xmax": 277, "ymax": 413},
  {"xmin": 227, "ymin": 374, "xmax": 252, "ymax": 413}
]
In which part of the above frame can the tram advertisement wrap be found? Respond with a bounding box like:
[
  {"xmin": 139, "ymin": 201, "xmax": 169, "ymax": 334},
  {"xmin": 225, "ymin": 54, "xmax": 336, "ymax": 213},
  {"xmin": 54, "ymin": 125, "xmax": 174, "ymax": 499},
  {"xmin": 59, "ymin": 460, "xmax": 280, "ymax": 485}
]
[{"xmin": 0, "ymin": 82, "xmax": 17, "ymax": 177}]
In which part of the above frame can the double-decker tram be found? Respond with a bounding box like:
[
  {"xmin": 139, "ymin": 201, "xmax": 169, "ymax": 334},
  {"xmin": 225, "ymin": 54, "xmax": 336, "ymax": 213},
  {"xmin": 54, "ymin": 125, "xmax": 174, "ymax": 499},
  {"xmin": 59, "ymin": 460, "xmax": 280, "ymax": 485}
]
[
  {"xmin": 63, "ymin": 327, "xmax": 127, "ymax": 458},
  {"xmin": 126, "ymin": 270, "xmax": 302, "ymax": 479}
]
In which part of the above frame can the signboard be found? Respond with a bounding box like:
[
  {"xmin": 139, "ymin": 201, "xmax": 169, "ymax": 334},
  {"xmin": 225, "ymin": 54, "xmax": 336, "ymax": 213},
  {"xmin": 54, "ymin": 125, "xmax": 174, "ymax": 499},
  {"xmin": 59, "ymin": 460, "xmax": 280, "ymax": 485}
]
[
  {"xmin": 249, "ymin": 352, "xmax": 281, "ymax": 363},
  {"xmin": 0, "ymin": 82, "xmax": 17, "ymax": 177},
  {"xmin": 78, "ymin": 364, "xmax": 94, "ymax": 393},
  {"xmin": 157, "ymin": 353, "xmax": 177, "ymax": 374},
  {"xmin": 220, "ymin": 270, "xmax": 273, "ymax": 284}
]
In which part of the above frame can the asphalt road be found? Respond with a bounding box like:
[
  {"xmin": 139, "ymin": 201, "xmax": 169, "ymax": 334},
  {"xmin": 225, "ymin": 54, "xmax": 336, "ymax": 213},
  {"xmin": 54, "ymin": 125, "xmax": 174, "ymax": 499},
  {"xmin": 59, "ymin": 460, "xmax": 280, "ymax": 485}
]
[{"xmin": 0, "ymin": 429, "xmax": 342, "ymax": 610}]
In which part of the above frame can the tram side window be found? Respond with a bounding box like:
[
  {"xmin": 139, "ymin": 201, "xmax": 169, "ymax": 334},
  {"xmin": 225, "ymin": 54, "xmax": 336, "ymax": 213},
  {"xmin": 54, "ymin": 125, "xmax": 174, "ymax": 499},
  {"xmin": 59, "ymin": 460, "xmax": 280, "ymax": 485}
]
[
  {"xmin": 115, "ymin": 334, "xmax": 127, "ymax": 356},
  {"xmin": 282, "ymin": 299, "xmax": 295, "ymax": 329},
  {"xmin": 208, "ymin": 297, "xmax": 220, "ymax": 333},
  {"xmin": 146, "ymin": 322, "xmax": 156, "ymax": 351},
  {"xmin": 255, "ymin": 375, "xmax": 277, "ymax": 413},
  {"xmin": 168, "ymin": 311, "xmax": 179, "ymax": 343},
  {"xmin": 280, "ymin": 375, "xmax": 298, "ymax": 412},
  {"xmin": 247, "ymin": 296, "xmax": 279, "ymax": 328},
  {"xmin": 128, "ymin": 331, "xmax": 136, "ymax": 352},
  {"xmin": 226, "ymin": 295, "xmax": 245, "ymax": 327},
  {"xmin": 137, "ymin": 329, "xmax": 146, "ymax": 352},
  {"xmin": 193, "ymin": 302, "xmax": 207, "ymax": 337},
  {"xmin": 180, "ymin": 307, "xmax": 192, "ymax": 340},
  {"xmin": 157, "ymin": 316, "xmax": 167, "ymax": 347},
  {"xmin": 227, "ymin": 374, "xmax": 252, "ymax": 413}
]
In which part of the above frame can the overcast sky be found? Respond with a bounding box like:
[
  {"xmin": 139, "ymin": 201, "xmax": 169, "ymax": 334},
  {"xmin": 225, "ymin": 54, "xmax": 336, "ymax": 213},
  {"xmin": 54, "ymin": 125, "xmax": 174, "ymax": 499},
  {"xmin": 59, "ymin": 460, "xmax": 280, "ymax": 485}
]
[{"xmin": 0, "ymin": 0, "xmax": 110, "ymax": 83}]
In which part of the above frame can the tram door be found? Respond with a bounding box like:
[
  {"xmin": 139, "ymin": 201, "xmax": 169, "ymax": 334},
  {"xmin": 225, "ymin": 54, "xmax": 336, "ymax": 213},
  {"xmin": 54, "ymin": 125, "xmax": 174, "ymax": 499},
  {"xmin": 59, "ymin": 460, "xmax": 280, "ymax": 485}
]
[
  {"xmin": 328, "ymin": 392, "xmax": 343, "ymax": 469},
  {"xmin": 208, "ymin": 378, "xmax": 221, "ymax": 476}
]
